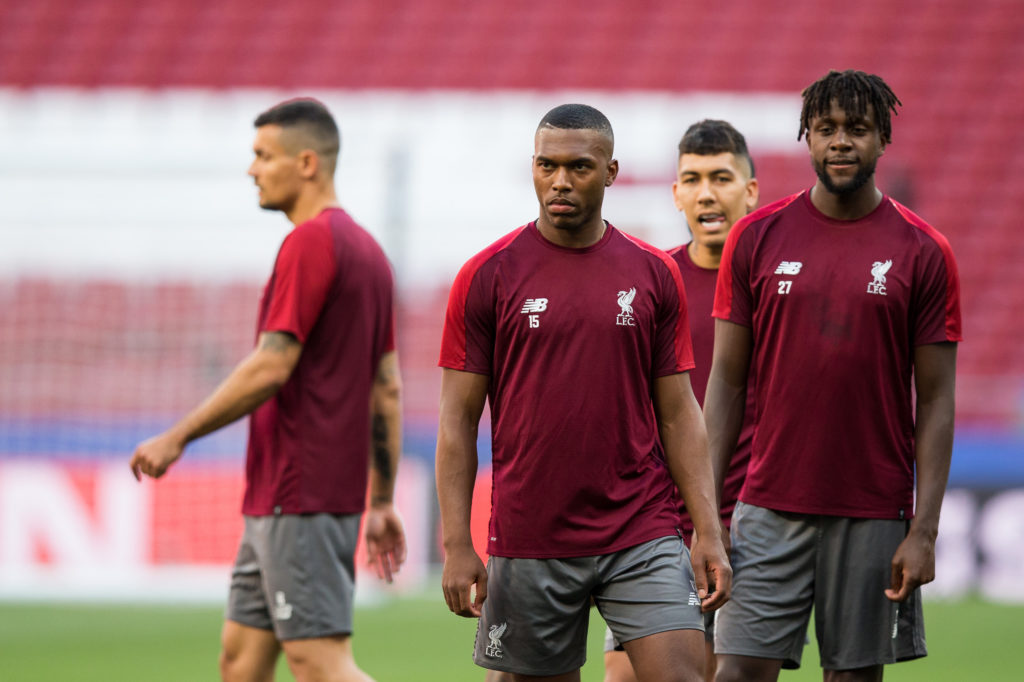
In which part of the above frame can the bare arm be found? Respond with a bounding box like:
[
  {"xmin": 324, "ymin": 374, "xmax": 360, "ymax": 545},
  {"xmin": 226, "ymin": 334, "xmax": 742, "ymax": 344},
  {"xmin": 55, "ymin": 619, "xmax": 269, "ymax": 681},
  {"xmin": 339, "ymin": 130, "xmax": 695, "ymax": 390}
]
[
  {"xmin": 886, "ymin": 341, "xmax": 957, "ymax": 601},
  {"xmin": 654, "ymin": 372, "xmax": 731, "ymax": 612},
  {"xmin": 129, "ymin": 331, "xmax": 302, "ymax": 480},
  {"xmin": 368, "ymin": 351, "xmax": 402, "ymax": 506},
  {"xmin": 364, "ymin": 350, "xmax": 407, "ymax": 582},
  {"xmin": 436, "ymin": 368, "xmax": 489, "ymax": 617},
  {"xmin": 703, "ymin": 319, "xmax": 753, "ymax": 505}
]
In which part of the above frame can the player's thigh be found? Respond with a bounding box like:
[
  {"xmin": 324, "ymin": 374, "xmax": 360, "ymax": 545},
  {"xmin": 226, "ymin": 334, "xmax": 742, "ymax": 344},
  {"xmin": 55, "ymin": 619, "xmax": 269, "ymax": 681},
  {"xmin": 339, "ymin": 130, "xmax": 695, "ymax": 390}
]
[
  {"xmin": 815, "ymin": 517, "xmax": 926, "ymax": 670},
  {"xmin": 603, "ymin": 648, "xmax": 638, "ymax": 682},
  {"xmin": 714, "ymin": 503, "xmax": 814, "ymax": 669},
  {"xmin": 473, "ymin": 556, "xmax": 593, "ymax": 677},
  {"xmin": 622, "ymin": 628, "xmax": 704, "ymax": 682},
  {"xmin": 225, "ymin": 518, "xmax": 274, "ymax": 632},
  {"xmin": 595, "ymin": 535, "xmax": 703, "ymax": 646},
  {"xmin": 220, "ymin": 619, "xmax": 280, "ymax": 682}
]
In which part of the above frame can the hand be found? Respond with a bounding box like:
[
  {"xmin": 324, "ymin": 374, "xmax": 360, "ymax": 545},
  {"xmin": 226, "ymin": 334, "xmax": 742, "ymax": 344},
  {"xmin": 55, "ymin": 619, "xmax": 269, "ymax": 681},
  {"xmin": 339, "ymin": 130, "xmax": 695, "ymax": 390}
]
[
  {"xmin": 689, "ymin": 531, "xmax": 732, "ymax": 613},
  {"xmin": 885, "ymin": 529, "xmax": 936, "ymax": 602},
  {"xmin": 441, "ymin": 544, "xmax": 488, "ymax": 618},
  {"xmin": 129, "ymin": 432, "xmax": 184, "ymax": 481},
  {"xmin": 363, "ymin": 503, "xmax": 407, "ymax": 583}
]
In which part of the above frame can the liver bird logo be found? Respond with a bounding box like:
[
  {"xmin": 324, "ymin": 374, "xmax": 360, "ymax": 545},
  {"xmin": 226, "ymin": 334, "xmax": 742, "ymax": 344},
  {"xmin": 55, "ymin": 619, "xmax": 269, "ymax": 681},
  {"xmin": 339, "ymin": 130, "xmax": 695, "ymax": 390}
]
[
  {"xmin": 617, "ymin": 287, "xmax": 636, "ymax": 316},
  {"xmin": 871, "ymin": 260, "xmax": 892, "ymax": 285},
  {"xmin": 485, "ymin": 621, "xmax": 508, "ymax": 658},
  {"xmin": 488, "ymin": 622, "xmax": 507, "ymax": 646}
]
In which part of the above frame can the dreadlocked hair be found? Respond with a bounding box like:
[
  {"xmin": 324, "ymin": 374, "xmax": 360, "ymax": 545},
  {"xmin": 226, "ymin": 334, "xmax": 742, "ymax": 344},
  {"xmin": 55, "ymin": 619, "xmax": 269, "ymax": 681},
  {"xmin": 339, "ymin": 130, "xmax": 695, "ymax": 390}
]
[{"xmin": 798, "ymin": 70, "xmax": 902, "ymax": 144}]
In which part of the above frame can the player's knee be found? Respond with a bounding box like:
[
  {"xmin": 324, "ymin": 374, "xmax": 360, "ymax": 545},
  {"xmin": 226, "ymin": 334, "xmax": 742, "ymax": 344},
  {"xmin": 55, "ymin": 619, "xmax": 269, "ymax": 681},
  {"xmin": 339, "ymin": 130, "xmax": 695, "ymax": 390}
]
[
  {"xmin": 218, "ymin": 646, "xmax": 261, "ymax": 682},
  {"xmin": 284, "ymin": 642, "xmax": 373, "ymax": 682},
  {"xmin": 713, "ymin": 655, "xmax": 778, "ymax": 682},
  {"xmin": 218, "ymin": 635, "xmax": 243, "ymax": 681}
]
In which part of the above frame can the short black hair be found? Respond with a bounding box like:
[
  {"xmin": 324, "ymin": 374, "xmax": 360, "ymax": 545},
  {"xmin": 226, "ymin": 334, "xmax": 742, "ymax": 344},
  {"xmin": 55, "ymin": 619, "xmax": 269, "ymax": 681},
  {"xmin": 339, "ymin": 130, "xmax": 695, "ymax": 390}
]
[
  {"xmin": 678, "ymin": 119, "xmax": 755, "ymax": 178},
  {"xmin": 798, "ymin": 70, "xmax": 902, "ymax": 145},
  {"xmin": 254, "ymin": 98, "xmax": 341, "ymax": 170},
  {"xmin": 537, "ymin": 103, "xmax": 614, "ymax": 146}
]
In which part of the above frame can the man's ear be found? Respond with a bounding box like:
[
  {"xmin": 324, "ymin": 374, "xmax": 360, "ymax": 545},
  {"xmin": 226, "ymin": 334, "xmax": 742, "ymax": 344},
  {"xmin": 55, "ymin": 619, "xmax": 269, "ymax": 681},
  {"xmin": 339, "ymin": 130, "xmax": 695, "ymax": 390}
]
[
  {"xmin": 745, "ymin": 177, "xmax": 760, "ymax": 212},
  {"xmin": 298, "ymin": 149, "xmax": 319, "ymax": 179},
  {"xmin": 605, "ymin": 159, "xmax": 619, "ymax": 187}
]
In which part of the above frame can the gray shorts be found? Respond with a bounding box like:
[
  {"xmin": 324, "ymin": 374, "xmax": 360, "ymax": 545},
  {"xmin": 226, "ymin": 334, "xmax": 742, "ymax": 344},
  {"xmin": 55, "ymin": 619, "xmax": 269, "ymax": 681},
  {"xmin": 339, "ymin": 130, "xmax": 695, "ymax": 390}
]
[
  {"xmin": 604, "ymin": 611, "xmax": 714, "ymax": 652},
  {"xmin": 225, "ymin": 513, "xmax": 361, "ymax": 641},
  {"xmin": 715, "ymin": 502, "xmax": 927, "ymax": 670},
  {"xmin": 474, "ymin": 535, "xmax": 703, "ymax": 676}
]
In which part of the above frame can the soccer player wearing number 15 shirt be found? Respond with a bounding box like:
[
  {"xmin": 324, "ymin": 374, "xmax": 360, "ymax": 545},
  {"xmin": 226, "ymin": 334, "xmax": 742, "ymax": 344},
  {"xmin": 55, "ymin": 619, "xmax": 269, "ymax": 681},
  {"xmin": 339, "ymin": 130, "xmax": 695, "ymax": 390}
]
[
  {"xmin": 436, "ymin": 103, "xmax": 731, "ymax": 681},
  {"xmin": 706, "ymin": 70, "xmax": 962, "ymax": 682}
]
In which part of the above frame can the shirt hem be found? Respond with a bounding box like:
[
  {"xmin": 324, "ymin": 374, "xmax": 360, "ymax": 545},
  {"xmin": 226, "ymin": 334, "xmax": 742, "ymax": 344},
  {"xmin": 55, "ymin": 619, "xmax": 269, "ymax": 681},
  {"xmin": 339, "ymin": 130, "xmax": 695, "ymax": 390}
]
[
  {"xmin": 242, "ymin": 505, "xmax": 365, "ymax": 516},
  {"xmin": 739, "ymin": 496, "xmax": 915, "ymax": 520},
  {"xmin": 487, "ymin": 526, "xmax": 680, "ymax": 559}
]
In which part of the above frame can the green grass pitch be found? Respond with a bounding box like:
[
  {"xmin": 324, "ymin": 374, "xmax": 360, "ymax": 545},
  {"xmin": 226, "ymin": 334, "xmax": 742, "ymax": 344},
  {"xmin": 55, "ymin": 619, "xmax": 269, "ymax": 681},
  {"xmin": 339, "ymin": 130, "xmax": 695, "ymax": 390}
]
[{"xmin": 0, "ymin": 594, "xmax": 1020, "ymax": 681}]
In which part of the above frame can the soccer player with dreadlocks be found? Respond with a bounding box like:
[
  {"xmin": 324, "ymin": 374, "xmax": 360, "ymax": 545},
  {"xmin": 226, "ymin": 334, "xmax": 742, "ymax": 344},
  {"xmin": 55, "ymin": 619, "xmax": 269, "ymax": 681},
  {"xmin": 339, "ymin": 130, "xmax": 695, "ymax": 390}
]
[{"xmin": 704, "ymin": 70, "xmax": 962, "ymax": 682}]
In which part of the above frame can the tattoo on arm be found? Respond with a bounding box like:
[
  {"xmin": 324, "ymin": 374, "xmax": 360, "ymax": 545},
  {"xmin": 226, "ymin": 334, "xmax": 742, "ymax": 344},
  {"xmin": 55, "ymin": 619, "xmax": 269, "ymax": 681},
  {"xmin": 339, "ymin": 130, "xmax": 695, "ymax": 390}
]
[
  {"xmin": 259, "ymin": 332, "xmax": 298, "ymax": 354},
  {"xmin": 371, "ymin": 414, "xmax": 393, "ymax": 483}
]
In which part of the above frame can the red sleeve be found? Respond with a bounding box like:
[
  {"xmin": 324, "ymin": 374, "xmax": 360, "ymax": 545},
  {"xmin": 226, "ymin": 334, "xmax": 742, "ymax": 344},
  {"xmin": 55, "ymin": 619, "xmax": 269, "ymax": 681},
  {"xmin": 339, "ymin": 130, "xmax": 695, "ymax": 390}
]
[
  {"xmin": 261, "ymin": 222, "xmax": 336, "ymax": 344},
  {"xmin": 714, "ymin": 214, "xmax": 754, "ymax": 326},
  {"xmin": 656, "ymin": 255, "xmax": 695, "ymax": 375},
  {"xmin": 891, "ymin": 201, "xmax": 963, "ymax": 344},
  {"xmin": 438, "ymin": 259, "xmax": 476, "ymax": 370},
  {"xmin": 439, "ymin": 229, "xmax": 523, "ymax": 372}
]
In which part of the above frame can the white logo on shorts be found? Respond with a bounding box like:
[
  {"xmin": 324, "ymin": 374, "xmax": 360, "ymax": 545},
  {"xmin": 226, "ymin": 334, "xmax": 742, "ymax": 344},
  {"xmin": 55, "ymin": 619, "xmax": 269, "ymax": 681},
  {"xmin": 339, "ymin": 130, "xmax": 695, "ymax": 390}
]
[
  {"xmin": 273, "ymin": 591, "xmax": 293, "ymax": 621},
  {"xmin": 688, "ymin": 579, "xmax": 701, "ymax": 606},
  {"xmin": 485, "ymin": 622, "xmax": 508, "ymax": 658}
]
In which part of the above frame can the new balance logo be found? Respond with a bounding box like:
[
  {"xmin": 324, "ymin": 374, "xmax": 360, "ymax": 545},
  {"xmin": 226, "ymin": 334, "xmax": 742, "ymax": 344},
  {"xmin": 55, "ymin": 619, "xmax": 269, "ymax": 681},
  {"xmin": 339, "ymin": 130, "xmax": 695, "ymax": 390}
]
[
  {"xmin": 521, "ymin": 298, "xmax": 548, "ymax": 313},
  {"xmin": 774, "ymin": 261, "xmax": 803, "ymax": 275},
  {"xmin": 688, "ymin": 592, "xmax": 701, "ymax": 606}
]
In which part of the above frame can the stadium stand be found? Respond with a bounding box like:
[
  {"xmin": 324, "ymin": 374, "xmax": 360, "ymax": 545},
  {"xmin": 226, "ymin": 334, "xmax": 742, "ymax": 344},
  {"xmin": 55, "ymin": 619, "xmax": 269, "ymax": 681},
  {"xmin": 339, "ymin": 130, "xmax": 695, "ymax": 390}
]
[{"xmin": 1, "ymin": 0, "xmax": 1020, "ymax": 426}]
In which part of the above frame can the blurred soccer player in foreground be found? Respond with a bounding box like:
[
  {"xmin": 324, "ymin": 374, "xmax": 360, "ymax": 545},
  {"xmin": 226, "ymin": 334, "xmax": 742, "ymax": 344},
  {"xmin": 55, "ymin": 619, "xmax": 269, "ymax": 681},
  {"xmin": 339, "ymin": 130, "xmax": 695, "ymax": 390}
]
[
  {"xmin": 437, "ymin": 103, "xmax": 730, "ymax": 682},
  {"xmin": 706, "ymin": 70, "xmax": 961, "ymax": 682},
  {"xmin": 603, "ymin": 119, "xmax": 759, "ymax": 682},
  {"xmin": 130, "ymin": 98, "xmax": 405, "ymax": 682}
]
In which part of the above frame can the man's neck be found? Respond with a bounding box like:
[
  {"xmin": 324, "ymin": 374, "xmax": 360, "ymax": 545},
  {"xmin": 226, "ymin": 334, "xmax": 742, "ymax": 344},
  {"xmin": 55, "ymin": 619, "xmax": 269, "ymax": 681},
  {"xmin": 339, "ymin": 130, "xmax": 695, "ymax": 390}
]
[
  {"xmin": 286, "ymin": 190, "xmax": 340, "ymax": 226},
  {"xmin": 809, "ymin": 182, "xmax": 883, "ymax": 221},
  {"xmin": 536, "ymin": 216, "xmax": 607, "ymax": 249},
  {"xmin": 688, "ymin": 240, "xmax": 723, "ymax": 269}
]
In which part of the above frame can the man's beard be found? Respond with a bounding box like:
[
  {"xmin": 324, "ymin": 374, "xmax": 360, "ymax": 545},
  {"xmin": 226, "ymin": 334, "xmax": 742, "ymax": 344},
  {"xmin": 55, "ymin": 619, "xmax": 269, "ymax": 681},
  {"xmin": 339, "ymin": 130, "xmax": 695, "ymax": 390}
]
[{"xmin": 813, "ymin": 158, "xmax": 876, "ymax": 196}]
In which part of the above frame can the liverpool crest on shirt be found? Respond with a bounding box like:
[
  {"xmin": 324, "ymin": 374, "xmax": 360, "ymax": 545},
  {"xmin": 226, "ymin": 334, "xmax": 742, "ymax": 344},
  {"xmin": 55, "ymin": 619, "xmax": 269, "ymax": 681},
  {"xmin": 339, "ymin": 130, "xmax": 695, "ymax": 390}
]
[
  {"xmin": 616, "ymin": 287, "xmax": 636, "ymax": 326},
  {"xmin": 867, "ymin": 260, "xmax": 892, "ymax": 296}
]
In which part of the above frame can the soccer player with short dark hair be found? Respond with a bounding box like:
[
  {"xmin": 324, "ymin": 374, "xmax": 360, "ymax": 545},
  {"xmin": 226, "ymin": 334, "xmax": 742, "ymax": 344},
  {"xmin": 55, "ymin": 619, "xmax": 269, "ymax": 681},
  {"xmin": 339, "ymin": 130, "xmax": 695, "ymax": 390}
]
[
  {"xmin": 604, "ymin": 119, "xmax": 760, "ymax": 682},
  {"xmin": 130, "ymin": 97, "xmax": 405, "ymax": 682},
  {"xmin": 437, "ymin": 103, "xmax": 731, "ymax": 681},
  {"xmin": 706, "ymin": 70, "xmax": 962, "ymax": 682}
]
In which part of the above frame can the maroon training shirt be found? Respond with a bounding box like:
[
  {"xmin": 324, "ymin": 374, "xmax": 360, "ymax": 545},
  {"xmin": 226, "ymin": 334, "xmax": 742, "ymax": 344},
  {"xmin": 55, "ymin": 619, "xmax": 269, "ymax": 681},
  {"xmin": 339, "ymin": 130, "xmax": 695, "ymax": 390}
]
[
  {"xmin": 440, "ymin": 222, "xmax": 694, "ymax": 558},
  {"xmin": 714, "ymin": 191, "xmax": 962, "ymax": 519},
  {"xmin": 667, "ymin": 244, "xmax": 753, "ymax": 540},
  {"xmin": 244, "ymin": 208, "xmax": 395, "ymax": 516}
]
